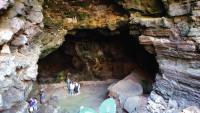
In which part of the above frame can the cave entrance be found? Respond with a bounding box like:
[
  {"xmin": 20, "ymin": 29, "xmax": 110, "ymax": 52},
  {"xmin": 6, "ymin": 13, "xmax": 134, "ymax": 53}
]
[
  {"xmin": 38, "ymin": 27, "xmax": 158, "ymax": 83},
  {"xmin": 35, "ymin": 26, "xmax": 159, "ymax": 113}
]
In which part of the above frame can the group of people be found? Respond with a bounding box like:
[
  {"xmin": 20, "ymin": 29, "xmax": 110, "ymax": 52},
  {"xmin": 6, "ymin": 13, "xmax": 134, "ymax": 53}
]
[
  {"xmin": 28, "ymin": 73, "xmax": 81, "ymax": 112},
  {"xmin": 28, "ymin": 89, "xmax": 45, "ymax": 113},
  {"xmin": 66, "ymin": 78, "xmax": 81, "ymax": 95}
]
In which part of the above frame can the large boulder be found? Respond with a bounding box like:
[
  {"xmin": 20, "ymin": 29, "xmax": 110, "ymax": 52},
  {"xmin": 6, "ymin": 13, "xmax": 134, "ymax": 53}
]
[
  {"xmin": 108, "ymin": 78, "xmax": 143, "ymax": 104},
  {"xmin": 108, "ymin": 69, "xmax": 153, "ymax": 112},
  {"xmin": 124, "ymin": 96, "xmax": 148, "ymax": 113}
]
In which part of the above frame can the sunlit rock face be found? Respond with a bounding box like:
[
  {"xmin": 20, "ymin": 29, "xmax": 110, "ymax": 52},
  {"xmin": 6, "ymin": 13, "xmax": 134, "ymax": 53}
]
[{"xmin": 0, "ymin": 0, "xmax": 42, "ymax": 112}]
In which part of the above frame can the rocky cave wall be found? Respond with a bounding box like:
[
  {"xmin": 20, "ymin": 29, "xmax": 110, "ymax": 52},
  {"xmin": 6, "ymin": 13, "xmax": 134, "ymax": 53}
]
[
  {"xmin": 0, "ymin": 0, "xmax": 43, "ymax": 112},
  {"xmin": 0, "ymin": 0, "xmax": 199, "ymax": 113},
  {"xmin": 136, "ymin": 1, "xmax": 200, "ymax": 112}
]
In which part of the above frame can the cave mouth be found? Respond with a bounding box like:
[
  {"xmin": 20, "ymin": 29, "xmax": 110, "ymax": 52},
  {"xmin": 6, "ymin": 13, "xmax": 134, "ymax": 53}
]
[
  {"xmin": 34, "ymin": 26, "xmax": 159, "ymax": 112},
  {"xmin": 37, "ymin": 26, "xmax": 159, "ymax": 91}
]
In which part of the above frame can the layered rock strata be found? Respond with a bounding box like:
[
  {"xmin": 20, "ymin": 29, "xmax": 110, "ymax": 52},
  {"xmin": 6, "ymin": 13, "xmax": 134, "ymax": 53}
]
[{"xmin": 133, "ymin": 0, "xmax": 200, "ymax": 112}]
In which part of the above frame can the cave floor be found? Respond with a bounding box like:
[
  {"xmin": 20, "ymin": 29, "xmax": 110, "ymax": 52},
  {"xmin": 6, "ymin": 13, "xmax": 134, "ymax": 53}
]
[{"xmin": 30, "ymin": 80, "xmax": 118, "ymax": 113}]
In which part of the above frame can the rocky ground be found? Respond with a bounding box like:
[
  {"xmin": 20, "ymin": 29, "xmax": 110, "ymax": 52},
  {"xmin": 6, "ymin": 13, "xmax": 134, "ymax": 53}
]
[{"xmin": 29, "ymin": 79, "xmax": 118, "ymax": 113}]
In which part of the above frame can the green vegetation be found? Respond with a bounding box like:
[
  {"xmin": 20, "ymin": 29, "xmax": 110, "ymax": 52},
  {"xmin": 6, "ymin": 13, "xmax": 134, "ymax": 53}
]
[
  {"xmin": 77, "ymin": 1, "xmax": 90, "ymax": 8},
  {"xmin": 55, "ymin": 71, "xmax": 66, "ymax": 82},
  {"xmin": 64, "ymin": 11, "xmax": 77, "ymax": 18},
  {"xmin": 43, "ymin": 17, "xmax": 63, "ymax": 28},
  {"xmin": 68, "ymin": 0, "xmax": 90, "ymax": 8},
  {"xmin": 78, "ymin": 12, "xmax": 89, "ymax": 20}
]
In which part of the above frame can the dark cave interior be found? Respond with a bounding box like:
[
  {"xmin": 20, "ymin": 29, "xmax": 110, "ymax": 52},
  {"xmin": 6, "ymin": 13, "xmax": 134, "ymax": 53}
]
[{"xmin": 37, "ymin": 26, "xmax": 159, "ymax": 91}]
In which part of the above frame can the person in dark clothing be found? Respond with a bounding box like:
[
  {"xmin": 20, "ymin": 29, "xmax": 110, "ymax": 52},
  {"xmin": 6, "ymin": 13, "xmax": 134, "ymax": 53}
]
[{"xmin": 74, "ymin": 82, "xmax": 78, "ymax": 95}]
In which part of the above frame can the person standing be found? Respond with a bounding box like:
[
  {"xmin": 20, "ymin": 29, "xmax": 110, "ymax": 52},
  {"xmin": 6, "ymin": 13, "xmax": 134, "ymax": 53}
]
[
  {"xmin": 66, "ymin": 78, "xmax": 71, "ymax": 94},
  {"xmin": 69, "ymin": 82, "xmax": 75, "ymax": 95},
  {"xmin": 39, "ymin": 89, "xmax": 45, "ymax": 104},
  {"xmin": 77, "ymin": 83, "xmax": 80, "ymax": 95},
  {"xmin": 33, "ymin": 98, "xmax": 38, "ymax": 112},
  {"xmin": 28, "ymin": 98, "xmax": 34, "ymax": 113},
  {"xmin": 74, "ymin": 82, "xmax": 78, "ymax": 95}
]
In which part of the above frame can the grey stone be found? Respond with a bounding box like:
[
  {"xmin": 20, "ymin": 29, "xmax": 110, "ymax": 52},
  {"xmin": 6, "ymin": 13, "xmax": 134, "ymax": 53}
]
[
  {"xmin": 0, "ymin": 55, "xmax": 15, "ymax": 78},
  {"xmin": 0, "ymin": 29, "xmax": 14, "ymax": 45},
  {"xmin": 0, "ymin": 0, "xmax": 11, "ymax": 10},
  {"xmin": 147, "ymin": 91, "xmax": 167, "ymax": 113},
  {"xmin": 2, "ymin": 87, "xmax": 25, "ymax": 109},
  {"xmin": 168, "ymin": 99, "xmax": 178, "ymax": 109},
  {"xmin": 130, "ymin": 16, "xmax": 173, "ymax": 28},
  {"xmin": 124, "ymin": 96, "xmax": 140, "ymax": 113},
  {"xmin": 0, "ymin": 77, "xmax": 13, "ymax": 91},
  {"xmin": 1, "ymin": 44, "xmax": 11, "ymax": 54},
  {"xmin": 188, "ymin": 28, "xmax": 200, "ymax": 37},
  {"xmin": 18, "ymin": 65, "xmax": 38, "ymax": 80},
  {"xmin": 2, "ymin": 101, "xmax": 29, "ymax": 113},
  {"xmin": 168, "ymin": 3, "xmax": 189, "ymax": 16},
  {"xmin": 11, "ymin": 35, "xmax": 28, "ymax": 46},
  {"xmin": 192, "ymin": 10, "xmax": 200, "ymax": 16},
  {"xmin": 181, "ymin": 106, "xmax": 200, "ymax": 113},
  {"xmin": 177, "ymin": 21, "xmax": 190, "ymax": 36},
  {"xmin": 23, "ymin": 21, "xmax": 42, "ymax": 37},
  {"xmin": 27, "ymin": 10, "xmax": 43, "ymax": 23},
  {"xmin": 15, "ymin": 2, "xmax": 26, "ymax": 15},
  {"xmin": 10, "ymin": 17, "xmax": 25, "ymax": 33},
  {"xmin": 0, "ymin": 94, "xmax": 3, "ymax": 110},
  {"xmin": 124, "ymin": 96, "xmax": 148, "ymax": 113},
  {"xmin": 108, "ymin": 78, "xmax": 143, "ymax": 99},
  {"xmin": 108, "ymin": 72, "xmax": 144, "ymax": 112}
]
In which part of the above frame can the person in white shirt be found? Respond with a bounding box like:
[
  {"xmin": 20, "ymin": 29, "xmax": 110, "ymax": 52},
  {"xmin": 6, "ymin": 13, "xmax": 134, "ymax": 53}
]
[
  {"xmin": 33, "ymin": 98, "xmax": 38, "ymax": 111},
  {"xmin": 69, "ymin": 82, "xmax": 75, "ymax": 95}
]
